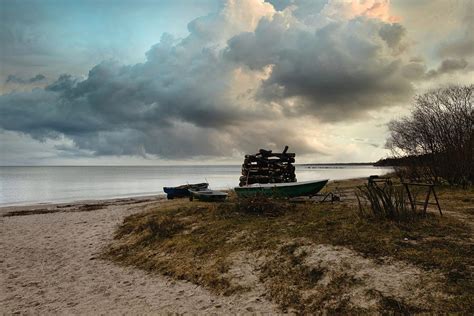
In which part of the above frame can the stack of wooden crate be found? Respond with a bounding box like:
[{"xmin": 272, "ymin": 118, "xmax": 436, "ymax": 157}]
[{"xmin": 239, "ymin": 146, "xmax": 296, "ymax": 187}]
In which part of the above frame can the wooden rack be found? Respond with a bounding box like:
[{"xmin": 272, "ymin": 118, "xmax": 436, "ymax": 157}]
[{"xmin": 402, "ymin": 182, "xmax": 442, "ymax": 216}]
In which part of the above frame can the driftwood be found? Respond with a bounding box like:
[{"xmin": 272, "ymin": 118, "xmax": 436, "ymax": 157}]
[{"xmin": 239, "ymin": 145, "xmax": 297, "ymax": 187}]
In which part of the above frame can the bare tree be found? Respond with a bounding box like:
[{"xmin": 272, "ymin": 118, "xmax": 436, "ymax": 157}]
[{"xmin": 386, "ymin": 85, "xmax": 473, "ymax": 185}]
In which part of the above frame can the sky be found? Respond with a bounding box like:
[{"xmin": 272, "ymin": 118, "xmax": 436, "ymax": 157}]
[{"xmin": 0, "ymin": 0, "xmax": 473, "ymax": 165}]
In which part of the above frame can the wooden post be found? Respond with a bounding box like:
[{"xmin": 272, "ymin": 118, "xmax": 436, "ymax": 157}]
[
  {"xmin": 422, "ymin": 187, "xmax": 431, "ymax": 215},
  {"xmin": 431, "ymin": 187, "xmax": 443, "ymax": 216},
  {"xmin": 404, "ymin": 183, "xmax": 416, "ymax": 212}
]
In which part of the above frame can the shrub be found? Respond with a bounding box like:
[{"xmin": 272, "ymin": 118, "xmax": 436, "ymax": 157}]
[{"xmin": 356, "ymin": 183, "xmax": 422, "ymax": 222}]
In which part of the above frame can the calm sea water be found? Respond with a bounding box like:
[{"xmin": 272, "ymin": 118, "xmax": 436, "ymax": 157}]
[{"xmin": 0, "ymin": 165, "xmax": 391, "ymax": 206}]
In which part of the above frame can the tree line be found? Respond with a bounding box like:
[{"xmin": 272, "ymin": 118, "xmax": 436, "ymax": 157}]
[{"xmin": 385, "ymin": 85, "xmax": 473, "ymax": 185}]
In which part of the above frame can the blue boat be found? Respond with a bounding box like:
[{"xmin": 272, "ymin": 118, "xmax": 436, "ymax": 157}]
[{"xmin": 163, "ymin": 183, "xmax": 209, "ymax": 199}]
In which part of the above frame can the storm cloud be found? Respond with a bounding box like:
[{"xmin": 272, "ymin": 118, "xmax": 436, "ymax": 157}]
[
  {"xmin": 0, "ymin": 0, "xmax": 469, "ymax": 160},
  {"xmin": 426, "ymin": 58, "xmax": 469, "ymax": 78},
  {"xmin": 5, "ymin": 74, "xmax": 46, "ymax": 84},
  {"xmin": 225, "ymin": 12, "xmax": 415, "ymax": 121}
]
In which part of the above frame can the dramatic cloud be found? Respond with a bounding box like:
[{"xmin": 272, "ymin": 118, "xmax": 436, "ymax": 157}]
[
  {"xmin": 0, "ymin": 0, "xmax": 472, "ymax": 161},
  {"xmin": 5, "ymin": 74, "xmax": 46, "ymax": 84},
  {"xmin": 225, "ymin": 3, "xmax": 414, "ymax": 121},
  {"xmin": 426, "ymin": 58, "xmax": 469, "ymax": 78}
]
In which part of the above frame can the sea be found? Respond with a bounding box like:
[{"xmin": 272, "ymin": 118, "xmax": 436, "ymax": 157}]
[{"xmin": 0, "ymin": 165, "xmax": 392, "ymax": 206}]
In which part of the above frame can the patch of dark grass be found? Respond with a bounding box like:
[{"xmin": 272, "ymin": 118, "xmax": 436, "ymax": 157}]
[
  {"xmin": 105, "ymin": 204, "xmax": 249, "ymax": 295},
  {"xmin": 436, "ymin": 185, "xmax": 474, "ymax": 216},
  {"xmin": 260, "ymin": 242, "xmax": 331, "ymax": 313},
  {"xmin": 124, "ymin": 215, "xmax": 186, "ymax": 246},
  {"xmin": 304, "ymin": 274, "xmax": 362, "ymax": 313},
  {"xmin": 261, "ymin": 243, "xmax": 363, "ymax": 314},
  {"xmin": 235, "ymin": 195, "xmax": 294, "ymax": 217},
  {"xmin": 377, "ymin": 293, "xmax": 426, "ymax": 314},
  {"xmin": 77, "ymin": 204, "xmax": 105, "ymax": 211}
]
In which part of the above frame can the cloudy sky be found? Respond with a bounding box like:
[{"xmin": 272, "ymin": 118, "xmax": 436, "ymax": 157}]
[{"xmin": 0, "ymin": 0, "xmax": 472, "ymax": 165}]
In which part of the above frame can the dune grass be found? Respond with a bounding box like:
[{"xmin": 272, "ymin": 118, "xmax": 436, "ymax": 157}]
[{"xmin": 104, "ymin": 181, "xmax": 473, "ymax": 313}]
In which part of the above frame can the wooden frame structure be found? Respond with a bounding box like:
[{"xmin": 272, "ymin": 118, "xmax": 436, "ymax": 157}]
[
  {"xmin": 402, "ymin": 182, "xmax": 442, "ymax": 216},
  {"xmin": 366, "ymin": 176, "xmax": 443, "ymax": 216}
]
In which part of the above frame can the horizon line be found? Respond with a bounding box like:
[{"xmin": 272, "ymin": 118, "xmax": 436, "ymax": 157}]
[{"xmin": 0, "ymin": 162, "xmax": 377, "ymax": 167}]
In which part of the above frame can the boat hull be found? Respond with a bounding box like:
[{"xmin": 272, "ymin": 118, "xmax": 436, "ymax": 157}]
[
  {"xmin": 189, "ymin": 190, "xmax": 228, "ymax": 202},
  {"xmin": 234, "ymin": 179, "xmax": 328, "ymax": 198},
  {"xmin": 163, "ymin": 183, "xmax": 208, "ymax": 199}
]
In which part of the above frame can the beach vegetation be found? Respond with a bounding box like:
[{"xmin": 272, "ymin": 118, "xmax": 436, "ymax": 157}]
[{"xmin": 105, "ymin": 178, "xmax": 473, "ymax": 313}]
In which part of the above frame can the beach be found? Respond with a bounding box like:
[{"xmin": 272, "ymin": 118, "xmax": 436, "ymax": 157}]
[
  {"xmin": 1, "ymin": 178, "xmax": 472, "ymax": 314},
  {"xmin": 0, "ymin": 196, "xmax": 278, "ymax": 314},
  {"xmin": 2, "ymin": 0, "xmax": 472, "ymax": 312}
]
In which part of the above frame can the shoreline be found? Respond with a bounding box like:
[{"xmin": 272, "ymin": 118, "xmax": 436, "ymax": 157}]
[
  {"xmin": 0, "ymin": 177, "xmax": 370, "ymax": 210},
  {"xmin": 0, "ymin": 165, "xmax": 393, "ymax": 207},
  {"xmin": 0, "ymin": 193, "xmax": 165, "ymax": 212},
  {"xmin": 0, "ymin": 195, "xmax": 170, "ymax": 219}
]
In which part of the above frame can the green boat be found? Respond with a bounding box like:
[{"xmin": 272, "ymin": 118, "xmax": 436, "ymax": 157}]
[
  {"xmin": 189, "ymin": 189, "xmax": 228, "ymax": 202},
  {"xmin": 234, "ymin": 179, "xmax": 329, "ymax": 198}
]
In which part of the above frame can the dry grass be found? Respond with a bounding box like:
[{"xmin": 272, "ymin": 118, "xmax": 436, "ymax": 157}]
[
  {"xmin": 104, "ymin": 179, "xmax": 473, "ymax": 313},
  {"xmin": 437, "ymin": 185, "xmax": 474, "ymax": 216}
]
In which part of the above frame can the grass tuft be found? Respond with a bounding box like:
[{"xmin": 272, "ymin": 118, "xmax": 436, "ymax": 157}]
[{"xmin": 233, "ymin": 195, "xmax": 293, "ymax": 217}]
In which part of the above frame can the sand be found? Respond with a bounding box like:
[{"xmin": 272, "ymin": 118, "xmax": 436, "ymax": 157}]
[
  {"xmin": 298, "ymin": 243, "xmax": 445, "ymax": 310},
  {"xmin": 0, "ymin": 197, "xmax": 278, "ymax": 314}
]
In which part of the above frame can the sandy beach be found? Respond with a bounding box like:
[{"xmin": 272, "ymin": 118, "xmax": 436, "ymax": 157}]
[
  {"xmin": 0, "ymin": 196, "xmax": 278, "ymax": 314},
  {"xmin": 2, "ymin": 181, "xmax": 472, "ymax": 314}
]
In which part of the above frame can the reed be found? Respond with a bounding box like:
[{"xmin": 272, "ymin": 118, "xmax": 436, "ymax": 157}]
[{"xmin": 356, "ymin": 183, "xmax": 420, "ymax": 222}]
